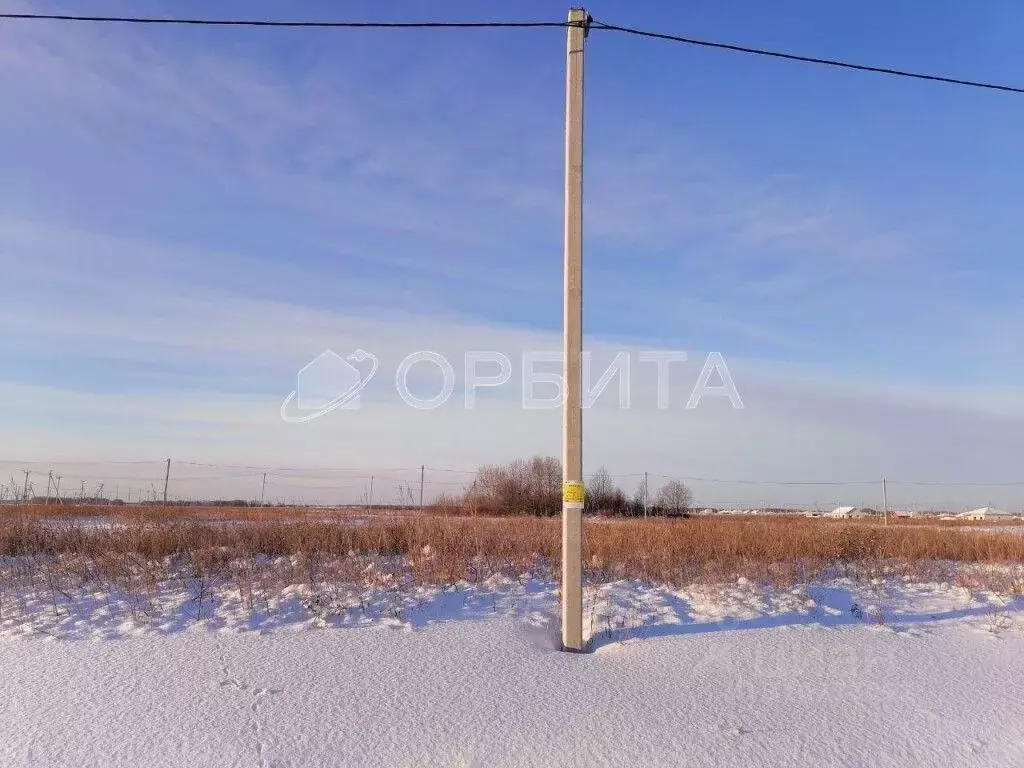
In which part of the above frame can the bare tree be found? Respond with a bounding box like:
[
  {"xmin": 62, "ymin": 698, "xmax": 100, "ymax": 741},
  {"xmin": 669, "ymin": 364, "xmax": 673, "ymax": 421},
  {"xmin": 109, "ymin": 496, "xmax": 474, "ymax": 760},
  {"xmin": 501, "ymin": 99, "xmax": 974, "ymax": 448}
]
[
  {"xmin": 656, "ymin": 479, "xmax": 693, "ymax": 516},
  {"xmin": 632, "ymin": 480, "xmax": 648, "ymax": 517},
  {"xmin": 586, "ymin": 466, "xmax": 615, "ymax": 514},
  {"xmin": 466, "ymin": 456, "xmax": 562, "ymax": 516},
  {"xmin": 394, "ymin": 483, "xmax": 416, "ymax": 507}
]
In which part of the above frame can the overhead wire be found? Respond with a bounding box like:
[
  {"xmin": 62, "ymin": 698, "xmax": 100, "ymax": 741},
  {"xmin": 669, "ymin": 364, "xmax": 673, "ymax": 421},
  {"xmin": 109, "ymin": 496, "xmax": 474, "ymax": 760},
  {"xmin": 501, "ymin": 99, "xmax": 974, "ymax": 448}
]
[
  {"xmin": 588, "ymin": 19, "xmax": 1024, "ymax": 94},
  {"xmin": 0, "ymin": 13, "xmax": 569, "ymax": 29},
  {"xmin": 0, "ymin": 14, "xmax": 1016, "ymax": 503},
  {"xmin": 0, "ymin": 11, "xmax": 1020, "ymax": 93}
]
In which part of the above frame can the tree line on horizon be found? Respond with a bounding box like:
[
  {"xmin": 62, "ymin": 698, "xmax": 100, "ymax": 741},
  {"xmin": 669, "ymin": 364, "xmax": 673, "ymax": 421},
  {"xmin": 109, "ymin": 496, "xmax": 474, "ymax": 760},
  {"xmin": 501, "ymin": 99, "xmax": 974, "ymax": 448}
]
[{"xmin": 438, "ymin": 456, "xmax": 693, "ymax": 517}]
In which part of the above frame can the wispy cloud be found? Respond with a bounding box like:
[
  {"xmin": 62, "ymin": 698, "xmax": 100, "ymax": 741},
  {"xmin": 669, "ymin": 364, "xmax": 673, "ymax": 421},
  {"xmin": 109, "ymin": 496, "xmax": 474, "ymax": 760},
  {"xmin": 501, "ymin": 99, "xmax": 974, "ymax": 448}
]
[{"xmin": 1, "ymin": 2, "xmax": 1021, "ymax": 506}]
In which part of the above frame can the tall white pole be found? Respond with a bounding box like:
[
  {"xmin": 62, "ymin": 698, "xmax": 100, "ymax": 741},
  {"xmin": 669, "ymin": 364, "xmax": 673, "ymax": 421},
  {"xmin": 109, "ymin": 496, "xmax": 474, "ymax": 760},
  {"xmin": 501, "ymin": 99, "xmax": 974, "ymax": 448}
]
[
  {"xmin": 419, "ymin": 465, "xmax": 425, "ymax": 508},
  {"xmin": 882, "ymin": 477, "xmax": 888, "ymax": 526},
  {"xmin": 163, "ymin": 458, "xmax": 171, "ymax": 504},
  {"xmin": 561, "ymin": 6, "xmax": 588, "ymax": 653}
]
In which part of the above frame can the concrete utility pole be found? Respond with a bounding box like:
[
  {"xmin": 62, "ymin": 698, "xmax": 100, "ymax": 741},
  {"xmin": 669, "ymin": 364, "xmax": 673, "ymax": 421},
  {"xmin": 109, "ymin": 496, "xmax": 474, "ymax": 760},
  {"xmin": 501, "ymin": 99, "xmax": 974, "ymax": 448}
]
[
  {"xmin": 882, "ymin": 477, "xmax": 888, "ymax": 526},
  {"xmin": 22, "ymin": 470, "xmax": 30, "ymax": 502},
  {"xmin": 261, "ymin": 472, "xmax": 267, "ymax": 505},
  {"xmin": 419, "ymin": 465, "xmax": 425, "ymax": 508},
  {"xmin": 644, "ymin": 471, "xmax": 649, "ymax": 520},
  {"xmin": 561, "ymin": 6, "xmax": 589, "ymax": 653},
  {"xmin": 163, "ymin": 458, "xmax": 171, "ymax": 504}
]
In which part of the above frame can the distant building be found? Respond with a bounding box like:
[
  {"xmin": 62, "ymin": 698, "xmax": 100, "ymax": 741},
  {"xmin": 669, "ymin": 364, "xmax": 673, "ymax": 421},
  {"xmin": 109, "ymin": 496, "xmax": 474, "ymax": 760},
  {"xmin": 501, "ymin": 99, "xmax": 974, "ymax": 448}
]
[
  {"xmin": 956, "ymin": 507, "xmax": 1017, "ymax": 521},
  {"xmin": 824, "ymin": 506, "xmax": 878, "ymax": 519},
  {"xmin": 825, "ymin": 506, "xmax": 856, "ymax": 519}
]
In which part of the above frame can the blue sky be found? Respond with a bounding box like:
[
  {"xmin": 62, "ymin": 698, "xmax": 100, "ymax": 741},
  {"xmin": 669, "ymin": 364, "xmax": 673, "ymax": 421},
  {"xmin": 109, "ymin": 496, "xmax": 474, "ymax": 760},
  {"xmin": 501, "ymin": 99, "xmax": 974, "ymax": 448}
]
[{"xmin": 1, "ymin": 0, "xmax": 1023, "ymax": 506}]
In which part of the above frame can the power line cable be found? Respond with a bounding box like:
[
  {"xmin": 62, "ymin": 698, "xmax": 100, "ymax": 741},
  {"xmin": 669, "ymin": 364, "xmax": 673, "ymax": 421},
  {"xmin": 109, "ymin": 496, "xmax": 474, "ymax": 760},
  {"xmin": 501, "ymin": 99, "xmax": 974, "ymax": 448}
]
[
  {"xmin": 885, "ymin": 479, "xmax": 1024, "ymax": 487},
  {"xmin": 0, "ymin": 13, "xmax": 569, "ymax": 29},
  {"xmin": 6, "ymin": 458, "xmax": 1023, "ymax": 490},
  {"xmin": 0, "ymin": 459, "xmax": 161, "ymax": 465},
  {"xmin": 1, "ymin": 12, "xmax": 1021, "ymax": 93},
  {"xmin": 178, "ymin": 460, "xmax": 420, "ymax": 473},
  {"xmin": 646, "ymin": 472, "xmax": 879, "ymax": 486},
  {"xmin": 589, "ymin": 20, "xmax": 1024, "ymax": 94}
]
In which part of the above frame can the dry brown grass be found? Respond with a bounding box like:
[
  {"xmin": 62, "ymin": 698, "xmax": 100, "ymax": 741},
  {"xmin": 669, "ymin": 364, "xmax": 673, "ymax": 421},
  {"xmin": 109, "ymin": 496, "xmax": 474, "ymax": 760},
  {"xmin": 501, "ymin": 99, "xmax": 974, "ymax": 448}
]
[
  {"xmin": 2, "ymin": 508, "xmax": 1022, "ymax": 586},
  {"xmin": 3, "ymin": 503, "xmax": 422, "ymax": 522},
  {"xmin": 5, "ymin": 506, "xmax": 1022, "ymax": 631}
]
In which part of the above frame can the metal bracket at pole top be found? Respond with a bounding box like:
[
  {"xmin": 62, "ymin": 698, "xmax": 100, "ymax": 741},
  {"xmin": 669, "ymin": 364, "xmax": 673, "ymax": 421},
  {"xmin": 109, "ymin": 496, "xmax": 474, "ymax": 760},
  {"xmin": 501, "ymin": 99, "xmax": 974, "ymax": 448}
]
[{"xmin": 569, "ymin": 8, "xmax": 592, "ymax": 38}]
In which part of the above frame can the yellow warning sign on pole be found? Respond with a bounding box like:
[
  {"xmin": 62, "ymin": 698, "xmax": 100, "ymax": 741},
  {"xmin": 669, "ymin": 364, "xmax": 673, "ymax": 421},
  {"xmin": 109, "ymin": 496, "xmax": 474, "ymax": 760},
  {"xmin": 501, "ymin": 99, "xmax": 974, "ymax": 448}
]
[{"xmin": 563, "ymin": 481, "xmax": 585, "ymax": 504}]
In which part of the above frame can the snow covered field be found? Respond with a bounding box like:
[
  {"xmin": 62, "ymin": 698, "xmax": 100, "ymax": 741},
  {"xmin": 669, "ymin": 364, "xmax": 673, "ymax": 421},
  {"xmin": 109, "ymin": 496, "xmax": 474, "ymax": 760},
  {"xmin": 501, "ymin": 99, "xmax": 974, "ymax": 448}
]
[{"xmin": 3, "ymin": 575, "xmax": 1023, "ymax": 767}]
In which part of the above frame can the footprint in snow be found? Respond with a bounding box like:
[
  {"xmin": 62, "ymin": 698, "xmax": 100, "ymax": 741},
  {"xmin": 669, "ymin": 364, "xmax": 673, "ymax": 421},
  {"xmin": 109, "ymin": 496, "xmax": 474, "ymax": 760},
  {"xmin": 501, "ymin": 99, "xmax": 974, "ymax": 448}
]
[{"xmin": 721, "ymin": 725, "xmax": 753, "ymax": 737}]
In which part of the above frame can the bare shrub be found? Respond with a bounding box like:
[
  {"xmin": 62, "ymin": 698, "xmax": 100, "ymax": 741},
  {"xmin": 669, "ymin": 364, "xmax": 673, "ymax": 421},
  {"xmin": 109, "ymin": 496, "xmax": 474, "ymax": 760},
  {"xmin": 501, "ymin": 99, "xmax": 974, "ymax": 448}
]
[
  {"xmin": 655, "ymin": 480, "xmax": 693, "ymax": 516},
  {"xmin": 464, "ymin": 456, "xmax": 562, "ymax": 516},
  {"xmin": 985, "ymin": 605, "xmax": 1013, "ymax": 634}
]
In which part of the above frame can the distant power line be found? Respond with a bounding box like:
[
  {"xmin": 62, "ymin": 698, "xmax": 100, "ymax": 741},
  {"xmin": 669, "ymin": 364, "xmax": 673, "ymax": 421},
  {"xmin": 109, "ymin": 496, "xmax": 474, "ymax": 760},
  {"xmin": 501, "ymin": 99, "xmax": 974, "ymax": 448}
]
[
  {"xmin": 1, "ymin": 11, "xmax": 1021, "ymax": 94},
  {"xmin": 2, "ymin": 459, "xmax": 1023, "ymax": 489},
  {"xmin": 0, "ymin": 13, "xmax": 569, "ymax": 29},
  {"xmin": 589, "ymin": 20, "xmax": 1024, "ymax": 95}
]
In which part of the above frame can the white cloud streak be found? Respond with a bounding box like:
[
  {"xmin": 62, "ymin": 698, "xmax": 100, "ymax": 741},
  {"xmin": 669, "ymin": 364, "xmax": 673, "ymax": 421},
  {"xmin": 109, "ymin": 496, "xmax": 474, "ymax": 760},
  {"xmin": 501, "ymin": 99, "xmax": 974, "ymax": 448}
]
[{"xmin": 0, "ymin": 3, "xmax": 1021, "ymax": 509}]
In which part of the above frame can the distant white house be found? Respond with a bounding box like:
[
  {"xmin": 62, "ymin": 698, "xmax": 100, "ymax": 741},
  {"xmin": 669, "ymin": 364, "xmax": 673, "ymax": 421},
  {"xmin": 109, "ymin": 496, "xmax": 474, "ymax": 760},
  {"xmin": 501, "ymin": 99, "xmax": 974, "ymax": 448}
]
[
  {"xmin": 824, "ymin": 506, "xmax": 880, "ymax": 519},
  {"xmin": 825, "ymin": 506, "xmax": 856, "ymax": 519},
  {"xmin": 956, "ymin": 507, "xmax": 1017, "ymax": 521}
]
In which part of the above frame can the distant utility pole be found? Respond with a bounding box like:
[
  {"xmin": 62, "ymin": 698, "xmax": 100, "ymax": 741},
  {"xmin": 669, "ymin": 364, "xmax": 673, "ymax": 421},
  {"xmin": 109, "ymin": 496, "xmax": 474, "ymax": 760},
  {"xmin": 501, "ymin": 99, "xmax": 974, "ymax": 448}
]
[
  {"xmin": 644, "ymin": 471, "xmax": 649, "ymax": 520},
  {"xmin": 22, "ymin": 469, "xmax": 30, "ymax": 502},
  {"xmin": 369, "ymin": 475, "xmax": 374, "ymax": 511},
  {"xmin": 882, "ymin": 477, "xmax": 888, "ymax": 526},
  {"xmin": 54, "ymin": 474, "xmax": 62, "ymax": 503},
  {"xmin": 419, "ymin": 465, "xmax": 425, "ymax": 508},
  {"xmin": 163, "ymin": 458, "xmax": 171, "ymax": 503},
  {"xmin": 261, "ymin": 472, "xmax": 267, "ymax": 505},
  {"xmin": 46, "ymin": 470, "xmax": 53, "ymax": 505},
  {"xmin": 561, "ymin": 6, "xmax": 589, "ymax": 654}
]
